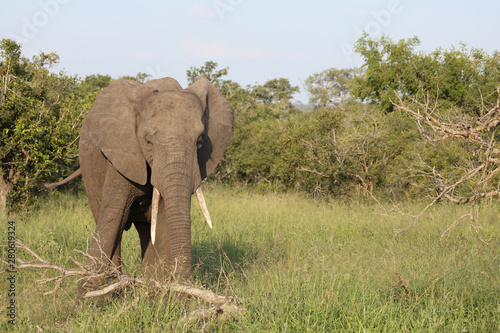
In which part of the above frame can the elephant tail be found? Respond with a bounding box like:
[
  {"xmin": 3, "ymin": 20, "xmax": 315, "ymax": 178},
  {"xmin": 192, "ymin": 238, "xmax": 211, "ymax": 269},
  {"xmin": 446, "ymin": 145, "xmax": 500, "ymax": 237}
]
[{"xmin": 41, "ymin": 168, "xmax": 82, "ymax": 190}]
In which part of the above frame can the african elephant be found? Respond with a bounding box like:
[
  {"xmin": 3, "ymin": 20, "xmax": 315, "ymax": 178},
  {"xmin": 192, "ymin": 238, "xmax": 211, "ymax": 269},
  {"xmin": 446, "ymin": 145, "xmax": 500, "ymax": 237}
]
[{"xmin": 77, "ymin": 77, "xmax": 233, "ymax": 294}]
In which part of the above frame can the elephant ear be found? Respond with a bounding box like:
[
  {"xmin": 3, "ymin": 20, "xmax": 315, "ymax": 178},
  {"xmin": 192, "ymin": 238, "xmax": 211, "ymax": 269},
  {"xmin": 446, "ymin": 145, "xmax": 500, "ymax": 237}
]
[
  {"xmin": 84, "ymin": 79, "xmax": 148, "ymax": 185},
  {"xmin": 143, "ymin": 77, "xmax": 183, "ymax": 91},
  {"xmin": 185, "ymin": 77, "xmax": 234, "ymax": 179}
]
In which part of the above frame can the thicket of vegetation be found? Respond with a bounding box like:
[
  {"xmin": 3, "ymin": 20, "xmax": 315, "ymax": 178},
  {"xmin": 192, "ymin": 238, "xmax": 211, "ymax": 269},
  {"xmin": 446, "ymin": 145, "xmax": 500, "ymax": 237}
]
[{"xmin": 1, "ymin": 35, "xmax": 499, "ymax": 212}]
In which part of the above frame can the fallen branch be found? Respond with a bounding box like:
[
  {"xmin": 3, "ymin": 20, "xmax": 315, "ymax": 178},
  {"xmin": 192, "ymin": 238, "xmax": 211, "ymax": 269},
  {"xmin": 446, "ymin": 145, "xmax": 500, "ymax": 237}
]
[{"xmin": 1, "ymin": 239, "xmax": 245, "ymax": 320}]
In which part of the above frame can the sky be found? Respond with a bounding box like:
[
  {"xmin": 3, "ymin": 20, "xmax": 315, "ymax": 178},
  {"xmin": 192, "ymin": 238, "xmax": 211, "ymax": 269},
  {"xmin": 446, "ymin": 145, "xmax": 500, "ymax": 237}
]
[{"xmin": 1, "ymin": 0, "xmax": 499, "ymax": 102}]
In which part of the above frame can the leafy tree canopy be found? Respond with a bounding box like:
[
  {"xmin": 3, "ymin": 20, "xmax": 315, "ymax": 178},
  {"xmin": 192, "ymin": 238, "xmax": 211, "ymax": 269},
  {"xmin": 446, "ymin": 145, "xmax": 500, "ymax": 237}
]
[
  {"xmin": 81, "ymin": 74, "xmax": 112, "ymax": 93},
  {"xmin": 186, "ymin": 60, "xmax": 228, "ymax": 88},
  {"xmin": 119, "ymin": 72, "xmax": 151, "ymax": 84},
  {"xmin": 304, "ymin": 68, "xmax": 362, "ymax": 109},
  {"xmin": 350, "ymin": 34, "xmax": 500, "ymax": 113},
  {"xmin": 252, "ymin": 78, "xmax": 299, "ymax": 105}
]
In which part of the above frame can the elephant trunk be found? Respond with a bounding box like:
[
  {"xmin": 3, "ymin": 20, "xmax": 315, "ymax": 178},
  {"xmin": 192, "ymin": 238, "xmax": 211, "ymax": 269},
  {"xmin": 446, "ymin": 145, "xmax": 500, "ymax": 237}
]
[{"xmin": 148, "ymin": 145, "xmax": 196, "ymax": 282}]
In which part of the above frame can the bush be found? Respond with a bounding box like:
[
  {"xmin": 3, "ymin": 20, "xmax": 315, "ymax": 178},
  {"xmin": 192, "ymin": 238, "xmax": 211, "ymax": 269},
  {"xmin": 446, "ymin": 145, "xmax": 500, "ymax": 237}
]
[{"xmin": 0, "ymin": 39, "xmax": 94, "ymax": 211}]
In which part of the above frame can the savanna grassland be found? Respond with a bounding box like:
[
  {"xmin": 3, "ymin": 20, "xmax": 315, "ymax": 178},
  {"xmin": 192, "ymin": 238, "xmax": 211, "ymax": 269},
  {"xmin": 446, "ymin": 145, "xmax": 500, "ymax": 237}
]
[{"xmin": 1, "ymin": 185, "xmax": 499, "ymax": 332}]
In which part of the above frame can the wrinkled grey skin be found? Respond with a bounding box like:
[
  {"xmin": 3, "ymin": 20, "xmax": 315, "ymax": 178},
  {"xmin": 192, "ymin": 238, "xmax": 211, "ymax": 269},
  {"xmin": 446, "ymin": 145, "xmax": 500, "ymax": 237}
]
[{"xmin": 78, "ymin": 77, "xmax": 233, "ymax": 294}]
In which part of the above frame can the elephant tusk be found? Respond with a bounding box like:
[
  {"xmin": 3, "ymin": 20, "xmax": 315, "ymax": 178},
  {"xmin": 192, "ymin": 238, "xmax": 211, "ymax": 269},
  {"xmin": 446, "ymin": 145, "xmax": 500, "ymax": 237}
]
[
  {"xmin": 151, "ymin": 187, "xmax": 160, "ymax": 245},
  {"xmin": 196, "ymin": 187, "xmax": 213, "ymax": 228}
]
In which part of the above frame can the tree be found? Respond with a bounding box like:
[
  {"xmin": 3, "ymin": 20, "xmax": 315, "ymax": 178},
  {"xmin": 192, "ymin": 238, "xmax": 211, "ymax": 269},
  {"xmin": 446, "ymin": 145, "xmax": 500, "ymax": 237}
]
[
  {"xmin": 273, "ymin": 108, "xmax": 343, "ymax": 196},
  {"xmin": 0, "ymin": 39, "xmax": 92, "ymax": 212},
  {"xmin": 119, "ymin": 72, "xmax": 151, "ymax": 84},
  {"xmin": 186, "ymin": 61, "xmax": 228, "ymax": 88},
  {"xmin": 304, "ymin": 68, "xmax": 362, "ymax": 109},
  {"xmin": 350, "ymin": 34, "xmax": 500, "ymax": 113},
  {"xmin": 352, "ymin": 35, "xmax": 500, "ymax": 235},
  {"xmin": 250, "ymin": 78, "xmax": 300, "ymax": 120},
  {"xmin": 252, "ymin": 78, "xmax": 299, "ymax": 105},
  {"xmin": 393, "ymin": 84, "xmax": 500, "ymax": 237},
  {"xmin": 81, "ymin": 74, "xmax": 112, "ymax": 93}
]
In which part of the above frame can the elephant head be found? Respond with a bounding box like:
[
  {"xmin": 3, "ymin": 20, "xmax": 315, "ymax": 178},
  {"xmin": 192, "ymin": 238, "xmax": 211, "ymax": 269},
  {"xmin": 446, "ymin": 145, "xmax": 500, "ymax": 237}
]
[{"xmin": 80, "ymin": 76, "xmax": 233, "ymax": 284}]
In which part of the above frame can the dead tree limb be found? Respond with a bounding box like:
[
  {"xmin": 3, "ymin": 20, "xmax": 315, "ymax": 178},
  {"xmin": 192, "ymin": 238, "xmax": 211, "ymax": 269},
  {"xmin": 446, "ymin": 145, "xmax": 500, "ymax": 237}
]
[
  {"xmin": 1, "ymin": 240, "xmax": 244, "ymax": 320},
  {"xmin": 394, "ymin": 88, "xmax": 500, "ymax": 155}
]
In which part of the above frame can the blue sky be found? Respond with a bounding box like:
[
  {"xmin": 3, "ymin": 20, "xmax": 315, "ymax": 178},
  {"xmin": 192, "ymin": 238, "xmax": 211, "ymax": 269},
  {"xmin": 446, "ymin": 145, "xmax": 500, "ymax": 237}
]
[{"xmin": 1, "ymin": 0, "xmax": 499, "ymax": 102}]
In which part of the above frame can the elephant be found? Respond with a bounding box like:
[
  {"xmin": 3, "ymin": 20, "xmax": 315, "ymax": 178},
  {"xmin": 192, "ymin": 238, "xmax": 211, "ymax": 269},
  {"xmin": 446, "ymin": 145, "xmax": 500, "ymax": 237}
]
[{"xmin": 71, "ymin": 76, "xmax": 233, "ymax": 295}]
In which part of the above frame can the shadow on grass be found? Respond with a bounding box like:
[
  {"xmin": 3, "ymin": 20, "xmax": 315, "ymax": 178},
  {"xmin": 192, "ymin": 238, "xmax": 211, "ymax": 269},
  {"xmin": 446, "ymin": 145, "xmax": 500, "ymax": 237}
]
[
  {"xmin": 191, "ymin": 232, "xmax": 290, "ymax": 290},
  {"xmin": 192, "ymin": 237, "xmax": 258, "ymax": 287}
]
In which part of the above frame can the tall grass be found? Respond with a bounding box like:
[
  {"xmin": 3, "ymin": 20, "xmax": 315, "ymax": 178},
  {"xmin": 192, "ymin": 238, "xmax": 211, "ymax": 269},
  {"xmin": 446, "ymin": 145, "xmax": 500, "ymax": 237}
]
[{"xmin": 1, "ymin": 185, "xmax": 499, "ymax": 332}]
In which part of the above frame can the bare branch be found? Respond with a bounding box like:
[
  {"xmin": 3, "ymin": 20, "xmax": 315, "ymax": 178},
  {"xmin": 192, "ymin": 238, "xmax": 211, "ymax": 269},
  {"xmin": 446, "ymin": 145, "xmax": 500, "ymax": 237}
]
[
  {"xmin": 14, "ymin": 239, "xmax": 51, "ymax": 264},
  {"xmin": 393, "ymin": 88, "xmax": 500, "ymax": 156},
  {"xmin": 442, "ymin": 189, "xmax": 500, "ymax": 205}
]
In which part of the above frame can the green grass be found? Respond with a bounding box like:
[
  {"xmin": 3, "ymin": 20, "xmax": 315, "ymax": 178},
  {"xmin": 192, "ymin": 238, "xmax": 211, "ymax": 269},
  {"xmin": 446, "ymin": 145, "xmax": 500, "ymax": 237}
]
[{"xmin": 1, "ymin": 185, "xmax": 499, "ymax": 332}]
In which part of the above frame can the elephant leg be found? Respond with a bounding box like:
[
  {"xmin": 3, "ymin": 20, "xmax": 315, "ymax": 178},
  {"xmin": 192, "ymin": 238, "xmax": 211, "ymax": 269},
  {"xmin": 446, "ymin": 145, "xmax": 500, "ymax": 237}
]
[
  {"xmin": 111, "ymin": 242, "xmax": 123, "ymax": 273},
  {"xmin": 79, "ymin": 165, "xmax": 134, "ymax": 299},
  {"xmin": 87, "ymin": 191, "xmax": 131, "ymax": 270},
  {"xmin": 80, "ymin": 140, "xmax": 107, "ymax": 224}
]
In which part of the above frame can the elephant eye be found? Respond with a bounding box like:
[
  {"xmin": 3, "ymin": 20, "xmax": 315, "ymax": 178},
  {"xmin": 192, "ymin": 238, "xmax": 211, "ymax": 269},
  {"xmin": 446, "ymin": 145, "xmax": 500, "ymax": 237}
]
[
  {"xmin": 144, "ymin": 136, "xmax": 153, "ymax": 148},
  {"xmin": 196, "ymin": 134, "xmax": 204, "ymax": 149}
]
